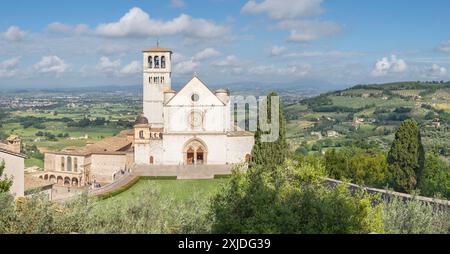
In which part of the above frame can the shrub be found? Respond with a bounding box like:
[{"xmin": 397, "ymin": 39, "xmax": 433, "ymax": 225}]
[
  {"xmin": 383, "ymin": 197, "xmax": 450, "ymax": 234},
  {"xmin": 209, "ymin": 162, "xmax": 384, "ymax": 234}
]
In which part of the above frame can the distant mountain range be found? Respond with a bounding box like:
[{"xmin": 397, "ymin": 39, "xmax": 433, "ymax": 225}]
[{"xmin": 1, "ymin": 78, "xmax": 347, "ymax": 95}]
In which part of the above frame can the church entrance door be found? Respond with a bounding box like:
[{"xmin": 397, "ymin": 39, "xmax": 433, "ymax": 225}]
[
  {"xmin": 183, "ymin": 139, "xmax": 208, "ymax": 165},
  {"xmin": 187, "ymin": 148, "xmax": 195, "ymax": 165},
  {"xmin": 196, "ymin": 147, "xmax": 204, "ymax": 165}
]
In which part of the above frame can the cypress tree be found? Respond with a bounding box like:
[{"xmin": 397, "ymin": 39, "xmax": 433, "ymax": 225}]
[
  {"xmin": 251, "ymin": 92, "xmax": 288, "ymax": 169},
  {"xmin": 387, "ymin": 119, "xmax": 425, "ymax": 192}
]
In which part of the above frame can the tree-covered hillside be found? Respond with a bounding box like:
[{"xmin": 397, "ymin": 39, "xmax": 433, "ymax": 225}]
[{"xmin": 285, "ymin": 81, "xmax": 450, "ymax": 159}]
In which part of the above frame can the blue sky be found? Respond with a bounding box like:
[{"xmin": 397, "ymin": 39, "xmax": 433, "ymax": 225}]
[{"xmin": 1, "ymin": 0, "xmax": 450, "ymax": 89}]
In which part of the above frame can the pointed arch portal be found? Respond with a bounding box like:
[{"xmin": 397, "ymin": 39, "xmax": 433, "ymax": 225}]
[{"xmin": 183, "ymin": 139, "xmax": 208, "ymax": 165}]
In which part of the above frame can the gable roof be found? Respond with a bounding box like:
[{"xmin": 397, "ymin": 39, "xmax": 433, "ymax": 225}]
[
  {"xmin": 0, "ymin": 147, "xmax": 27, "ymax": 159},
  {"xmin": 165, "ymin": 76, "xmax": 226, "ymax": 106}
]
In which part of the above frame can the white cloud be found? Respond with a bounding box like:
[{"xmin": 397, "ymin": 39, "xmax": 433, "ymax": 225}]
[
  {"xmin": 372, "ymin": 55, "xmax": 407, "ymax": 77},
  {"xmin": 170, "ymin": 0, "xmax": 186, "ymax": 8},
  {"xmin": 270, "ymin": 46, "xmax": 286, "ymax": 56},
  {"xmin": 286, "ymin": 50, "xmax": 362, "ymax": 58},
  {"xmin": 0, "ymin": 57, "xmax": 20, "ymax": 77},
  {"xmin": 276, "ymin": 20, "xmax": 341, "ymax": 42},
  {"xmin": 427, "ymin": 64, "xmax": 447, "ymax": 77},
  {"xmin": 45, "ymin": 22, "xmax": 72, "ymax": 33},
  {"xmin": 249, "ymin": 64, "xmax": 311, "ymax": 76},
  {"xmin": 436, "ymin": 41, "xmax": 450, "ymax": 53},
  {"xmin": 172, "ymin": 53, "xmax": 187, "ymax": 63},
  {"xmin": 34, "ymin": 56, "xmax": 69, "ymax": 74},
  {"xmin": 214, "ymin": 55, "xmax": 239, "ymax": 67},
  {"xmin": 96, "ymin": 56, "xmax": 121, "ymax": 73},
  {"xmin": 174, "ymin": 59, "xmax": 198, "ymax": 74},
  {"xmin": 120, "ymin": 61, "xmax": 141, "ymax": 75},
  {"xmin": 193, "ymin": 48, "xmax": 221, "ymax": 61},
  {"xmin": 95, "ymin": 7, "xmax": 227, "ymax": 39},
  {"xmin": 97, "ymin": 44, "xmax": 130, "ymax": 55},
  {"xmin": 2, "ymin": 26, "xmax": 27, "ymax": 41},
  {"xmin": 241, "ymin": 0, "xmax": 323, "ymax": 20}
]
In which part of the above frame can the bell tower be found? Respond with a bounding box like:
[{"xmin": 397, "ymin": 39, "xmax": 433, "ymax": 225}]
[{"xmin": 142, "ymin": 43, "xmax": 172, "ymax": 128}]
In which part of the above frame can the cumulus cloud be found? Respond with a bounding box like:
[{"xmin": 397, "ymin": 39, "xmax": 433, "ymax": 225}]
[
  {"xmin": 34, "ymin": 56, "xmax": 69, "ymax": 74},
  {"xmin": 120, "ymin": 61, "xmax": 141, "ymax": 74},
  {"xmin": 241, "ymin": 1, "xmax": 340, "ymax": 43},
  {"xmin": 2, "ymin": 26, "xmax": 27, "ymax": 41},
  {"xmin": 214, "ymin": 55, "xmax": 239, "ymax": 67},
  {"xmin": 372, "ymin": 55, "xmax": 407, "ymax": 77},
  {"xmin": 45, "ymin": 22, "xmax": 72, "ymax": 33},
  {"xmin": 193, "ymin": 48, "xmax": 221, "ymax": 61},
  {"xmin": 94, "ymin": 56, "xmax": 142, "ymax": 76},
  {"xmin": 241, "ymin": 0, "xmax": 323, "ymax": 20},
  {"xmin": 276, "ymin": 20, "xmax": 341, "ymax": 42},
  {"xmin": 270, "ymin": 46, "xmax": 286, "ymax": 56},
  {"xmin": 170, "ymin": 0, "xmax": 186, "ymax": 8},
  {"xmin": 427, "ymin": 64, "xmax": 447, "ymax": 77},
  {"xmin": 0, "ymin": 57, "xmax": 20, "ymax": 77},
  {"xmin": 96, "ymin": 56, "xmax": 121, "ymax": 73},
  {"xmin": 436, "ymin": 41, "xmax": 450, "ymax": 53},
  {"xmin": 174, "ymin": 59, "xmax": 198, "ymax": 74},
  {"xmin": 95, "ymin": 7, "xmax": 227, "ymax": 39}
]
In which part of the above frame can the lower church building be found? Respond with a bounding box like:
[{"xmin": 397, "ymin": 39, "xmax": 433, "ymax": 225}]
[{"xmin": 41, "ymin": 45, "xmax": 254, "ymax": 186}]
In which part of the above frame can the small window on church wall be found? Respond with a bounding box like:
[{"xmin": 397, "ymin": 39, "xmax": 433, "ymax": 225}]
[
  {"xmin": 149, "ymin": 77, "xmax": 152, "ymax": 84},
  {"xmin": 148, "ymin": 56, "xmax": 153, "ymax": 68},
  {"xmin": 74, "ymin": 158, "xmax": 78, "ymax": 172},
  {"xmin": 191, "ymin": 93, "xmax": 200, "ymax": 102},
  {"xmin": 161, "ymin": 76, "xmax": 165, "ymax": 83},
  {"xmin": 154, "ymin": 56, "xmax": 160, "ymax": 68},
  {"xmin": 61, "ymin": 158, "xmax": 65, "ymax": 171},
  {"xmin": 139, "ymin": 130, "xmax": 144, "ymax": 139},
  {"xmin": 67, "ymin": 156, "xmax": 72, "ymax": 172},
  {"xmin": 161, "ymin": 56, "xmax": 166, "ymax": 68}
]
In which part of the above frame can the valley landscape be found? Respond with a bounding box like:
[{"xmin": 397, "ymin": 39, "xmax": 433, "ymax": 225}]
[{"xmin": 1, "ymin": 0, "xmax": 450, "ymax": 241}]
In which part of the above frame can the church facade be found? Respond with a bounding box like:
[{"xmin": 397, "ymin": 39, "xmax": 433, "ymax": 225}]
[
  {"xmin": 134, "ymin": 46, "xmax": 254, "ymax": 166},
  {"xmin": 41, "ymin": 46, "xmax": 254, "ymax": 187}
]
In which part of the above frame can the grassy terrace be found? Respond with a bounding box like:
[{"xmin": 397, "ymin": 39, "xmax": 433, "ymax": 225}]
[{"xmin": 93, "ymin": 178, "xmax": 229, "ymax": 212}]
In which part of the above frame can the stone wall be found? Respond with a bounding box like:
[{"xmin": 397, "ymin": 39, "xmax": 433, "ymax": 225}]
[
  {"xmin": 226, "ymin": 135, "xmax": 255, "ymax": 164},
  {"xmin": 90, "ymin": 154, "xmax": 126, "ymax": 183},
  {"xmin": 0, "ymin": 151, "xmax": 24, "ymax": 197},
  {"xmin": 324, "ymin": 178, "xmax": 450, "ymax": 207}
]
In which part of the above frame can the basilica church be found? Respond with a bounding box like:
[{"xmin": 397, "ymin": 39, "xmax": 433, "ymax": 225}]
[
  {"xmin": 41, "ymin": 46, "xmax": 254, "ymax": 186},
  {"xmin": 134, "ymin": 45, "xmax": 254, "ymax": 166}
]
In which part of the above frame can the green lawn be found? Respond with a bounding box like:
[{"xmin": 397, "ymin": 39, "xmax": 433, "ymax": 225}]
[
  {"xmin": 25, "ymin": 157, "xmax": 44, "ymax": 168},
  {"xmin": 94, "ymin": 179, "xmax": 229, "ymax": 211}
]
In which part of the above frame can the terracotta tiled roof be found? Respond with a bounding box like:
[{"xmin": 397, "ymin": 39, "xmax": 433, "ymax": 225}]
[
  {"xmin": 142, "ymin": 47, "xmax": 172, "ymax": 53},
  {"xmin": 6, "ymin": 135, "xmax": 19, "ymax": 141},
  {"xmin": 56, "ymin": 130, "xmax": 134, "ymax": 156},
  {"xmin": 25, "ymin": 174, "xmax": 53, "ymax": 191}
]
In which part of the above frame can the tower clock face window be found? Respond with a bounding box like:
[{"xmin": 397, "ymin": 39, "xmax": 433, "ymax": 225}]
[{"xmin": 191, "ymin": 93, "xmax": 199, "ymax": 102}]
